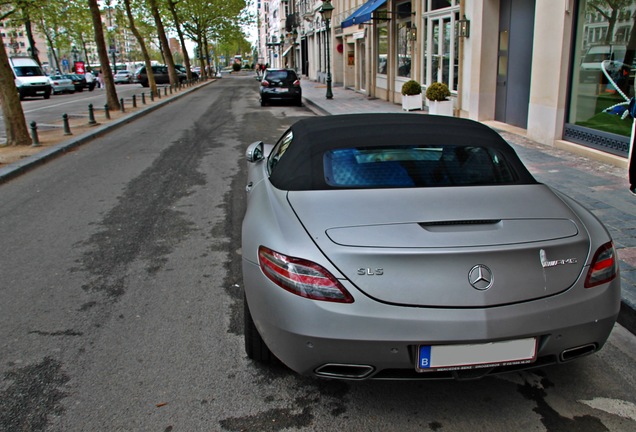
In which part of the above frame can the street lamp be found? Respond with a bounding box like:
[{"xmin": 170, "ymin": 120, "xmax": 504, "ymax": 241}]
[
  {"xmin": 71, "ymin": 46, "xmax": 79, "ymax": 63},
  {"xmin": 319, "ymin": 0, "xmax": 334, "ymax": 99}
]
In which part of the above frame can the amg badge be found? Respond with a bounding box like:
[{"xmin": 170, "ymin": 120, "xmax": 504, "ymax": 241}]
[{"xmin": 540, "ymin": 249, "xmax": 578, "ymax": 268}]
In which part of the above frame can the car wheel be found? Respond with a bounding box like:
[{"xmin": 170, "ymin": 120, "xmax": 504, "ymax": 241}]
[
  {"xmin": 260, "ymin": 99, "xmax": 267, "ymax": 107},
  {"xmin": 244, "ymin": 295, "xmax": 273, "ymax": 362},
  {"xmin": 43, "ymin": 91, "xmax": 51, "ymax": 99}
]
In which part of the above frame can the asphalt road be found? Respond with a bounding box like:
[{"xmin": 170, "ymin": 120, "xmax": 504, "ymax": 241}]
[{"xmin": 1, "ymin": 76, "xmax": 636, "ymax": 431}]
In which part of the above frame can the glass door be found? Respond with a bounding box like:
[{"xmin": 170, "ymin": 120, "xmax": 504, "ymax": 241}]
[{"xmin": 428, "ymin": 16, "xmax": 454, "ymax": 89}]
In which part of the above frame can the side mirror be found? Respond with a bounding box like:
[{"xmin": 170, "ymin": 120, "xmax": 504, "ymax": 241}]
[{"xmin": 246, "ymin": 141, "xmax": 264, "ymax": 162}]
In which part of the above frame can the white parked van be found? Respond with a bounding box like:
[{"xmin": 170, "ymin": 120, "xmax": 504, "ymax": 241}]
[
  {"xmin": 9, "ymin": 57, "xmax": 52, "ymax": 100},
  {"xmin": 579, "ymin": 45, "xmax": 627, "ymax": 84}
]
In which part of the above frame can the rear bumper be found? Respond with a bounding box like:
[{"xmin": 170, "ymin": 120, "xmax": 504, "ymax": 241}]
[
  {"xmin": 18, "ymin": 84, "xmax": 51, "ymax": 96},
  {"xmin": 260, "ymin": 88, "xmax": 302, "ymax": 101},
  {"xmin": 243, "ymin": 259, "xmax": 621, "ymax": 379}
]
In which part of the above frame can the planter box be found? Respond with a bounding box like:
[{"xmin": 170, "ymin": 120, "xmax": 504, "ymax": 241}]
[
  {"xmin": 402, "ymin": 93, "xmax": 423, "ymax": 111},
  {"xmin": 428, "ymin": 100, "xmax": 453, "ymax": 116}
]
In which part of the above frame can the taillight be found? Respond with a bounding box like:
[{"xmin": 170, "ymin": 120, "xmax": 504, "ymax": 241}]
[
  {"xmin": 293, "ymin": 80, "xmax": 300, "ymax": 87},
  {"xmin": 585, "ymin": 242, "xmax": 618, "ymax": 288},
  {"xmin": 261, "ymin": 80, "xmax": 269, "ymax": 87},
  {"xmin": 258, "ymin": 246, "xmax": 354, "ymax": 303}
]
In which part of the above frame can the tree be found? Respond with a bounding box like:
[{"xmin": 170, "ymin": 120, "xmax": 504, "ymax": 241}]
[
  {"xmin": 148, "ymin": 0, "xmax": 178, "ymax": 86},
  {"xmin": 88, "ymin": 0, "xmax": 120, "ymax": 111},
  {"xmin": 587, "ymin": 0, "xmax": 632, "ymax": 44},
  {"xmin": 0, "ymin": 9, "xmax": 31, "ymax": 146},
  {"xmin": 167, "ymin": 0, "xmax": 193, "ymax": 80},
  {"xmin": 123, "ymin": 0, "xmax": 158, "ymax": 95}
]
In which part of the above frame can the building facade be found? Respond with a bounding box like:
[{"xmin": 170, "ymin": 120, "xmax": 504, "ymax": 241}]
[{"xmin": 257, "ymin": 0, "xmax": 635, "ymax": 160}]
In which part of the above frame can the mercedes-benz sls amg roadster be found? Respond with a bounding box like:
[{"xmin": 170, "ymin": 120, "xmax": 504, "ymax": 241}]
[{"xmin": 241, "ymin": 113, "xmax": 620, "ymax": 380}]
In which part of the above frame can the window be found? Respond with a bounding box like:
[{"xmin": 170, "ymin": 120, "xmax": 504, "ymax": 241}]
[
  {"xmin": 565, "ymin": 0, "xmax": 636, "ymax": 156},
  {"xmin": 323, "ymin": 145, "xmax": 518, "ymax": 188},
  {"xmin": 396, "ymin": 2, "xmax": 412, "ymax": 78},
  {"xmin": 268, "ymin": 131, "xmax": 294, "ymax": 175},
  {"xmin": 422, "ymin": 3, "xmax": 460, "ymax": 91},
  {"xmin": 377, "ymin": 25, "xmax": 388, "ymax": 75}
]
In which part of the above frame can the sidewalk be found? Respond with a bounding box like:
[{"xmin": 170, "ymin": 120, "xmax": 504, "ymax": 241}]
[{"xmin": 300, "ymin": 80, "xmax": 636, "ymax": 334}]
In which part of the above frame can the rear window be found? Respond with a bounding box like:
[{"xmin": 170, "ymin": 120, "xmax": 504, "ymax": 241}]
[
  {"xmin": 323, "ymin": 145, "xmax": 518, "ymax": 188},
  {"xmin": 265, "ymin": 70, "xmax": 297, "ymax": 82}
]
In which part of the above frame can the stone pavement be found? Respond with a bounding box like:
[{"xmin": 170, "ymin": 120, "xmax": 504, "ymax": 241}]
[{"xmin": 300, "ymin": 79, "xmax": 636, "ymax": 334}]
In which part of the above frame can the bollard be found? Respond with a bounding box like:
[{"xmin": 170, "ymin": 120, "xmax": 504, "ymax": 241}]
[
  {"xmin": 150, "ymin": 90, "xmax": 154, "ymax": 102},
  {"xmin": 141, "ymin": 93, "xmax": 146, "ymax": 105},
  {"xmin": 30, "ymin": 121, "xmax": 40, "ymax": 147},
  {"xmin": 120, "ymin": 98, "xmax": 125, "ymax": 113},
  {"xmin": 104, "ymin": 104, "xmax": 110, "ymax": 120},
  {"xmin": 132, "ymin": 94, "xmax": 137, "ymax": 108},
  {"xmin": 88, "ymin": 103, "xmax": 97, "ymax": 125},
  {"xmin": 164, "ymin": 86, "xmax": 167, "ymax": 96},
  {"xmin": 169, "ymin": 85, "xmax": 173, "ymax": 95},
  {"xmin": 63, "ymin": 113, "xmax": 72, "ymax": 136},
  {"xmin": 157, "ymin": 88, "xmax": 161, "ymax": 99}
]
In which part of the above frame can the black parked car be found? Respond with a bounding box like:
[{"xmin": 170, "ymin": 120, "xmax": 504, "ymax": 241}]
[
  {"xmin": 259, "ymin": 69, "xmax": 302, "ymax": 107},
  {"xmin": 135, "ymin": 65, "xmax": 186, "ymax": 87},
  {"xmin": 175, "ymin": 64, "xmax": 199, "ymax": 80}
]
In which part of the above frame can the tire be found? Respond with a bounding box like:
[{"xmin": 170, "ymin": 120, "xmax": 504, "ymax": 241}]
[
  {"xmin": 244, "ymin": 295, "xmax": 273, "ymax": 362},
  {"xmin": 43, "ymin": 90, "xmax": 51, "ymax": 99}
]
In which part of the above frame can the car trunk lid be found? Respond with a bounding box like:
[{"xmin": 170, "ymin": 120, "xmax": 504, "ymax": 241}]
[{"xmin": 287, "ymin": 185, "xmax": 590, "ymax": 307}]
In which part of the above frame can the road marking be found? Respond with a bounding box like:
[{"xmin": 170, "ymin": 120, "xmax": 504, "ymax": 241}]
[{"xmin": 579, "ymin": 398, "xmax": 636, "ymax": 421}]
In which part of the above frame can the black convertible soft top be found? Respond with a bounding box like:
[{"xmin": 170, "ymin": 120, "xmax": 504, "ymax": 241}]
[{"xmin": 268, "ymin": 113, "xmax": 537, "ymax": 190}]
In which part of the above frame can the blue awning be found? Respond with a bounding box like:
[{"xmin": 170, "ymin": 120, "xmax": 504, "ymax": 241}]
[{"xmin": 341, "ymin": 0, "xmax": 387, "ymax": 29}]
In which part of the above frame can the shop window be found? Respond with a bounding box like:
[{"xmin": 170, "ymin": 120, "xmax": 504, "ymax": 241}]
[
  {"xmin": 425, "ymin": 0, "xmax": 459, "ymax": 12},
  {"xmin": 565, "ymin": 0, "xmax": 635, "ymax": 156},
  {"xmin": 396, "ymin": 2, "xmax": 412, "ymax": 78},
  {"xmin": 377, "ymin": 25, "xmax": 388, "ymax": 75}
]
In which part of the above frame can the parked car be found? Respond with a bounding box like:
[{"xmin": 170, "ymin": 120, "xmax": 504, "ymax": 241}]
[
  {"xmin": 175, "ymin": 64, "xmax": 198, "ymax": 79},
  {"xmin": 114, "ymin": 70, "xmax": 133, "ymax": 84},
  {"xmin": 62, "ymin": 74, "xmax": 86, "ymax": 92},
  {"xmin": 48, "ymin": 75, "xmax": 75, "ymax": 94},
  {"xmin": 9, "ymin": 56, "xmax": 51, "ymax": 100},
  {"xmin": 259, "ymin": 68, "xmax": 302, "ymax": 106},
  {"xmin": 135, "ymin": 65, "xmax": 186, "ymax": 87},
  {"xmin": 242, "ymin": 113, "xmax": 620, "ymax": 380}
]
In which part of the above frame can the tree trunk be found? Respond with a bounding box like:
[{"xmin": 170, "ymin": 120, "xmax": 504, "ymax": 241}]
[
  {"xmin": 24, "ymin": 19, "xmax": 42, "ymax": 68},
  {"xmin": 123, "ymin": 0, "xmax": 157, "ymax": 95},
  {"xmin": 168, "ymin": 0, "xmax": 192, "ymax": 81},
  {"xmin": 149, "ymin": 0, "xmax": 178, "ymax": 86},
  {"xmin": 88, "ymin": 0, "xmax": 120, "ymax": 111},
  {"xmin": 0, "ymin": 32, "xmax": 31, "ymax": 146}
]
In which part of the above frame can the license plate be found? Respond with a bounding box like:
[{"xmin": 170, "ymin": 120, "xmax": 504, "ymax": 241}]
[
  {"xmin": 416, "ymin": 338, "xmax": 537, "ymax": 372},
  {"xmin": 275, "ymin": 88, "xmax": 289, "ymax": 93}
]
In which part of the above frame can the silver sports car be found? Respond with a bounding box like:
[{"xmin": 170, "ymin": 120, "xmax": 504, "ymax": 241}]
[{"xmin": 241, "ymin": 113, "xmax": 621, "ymax": 380}]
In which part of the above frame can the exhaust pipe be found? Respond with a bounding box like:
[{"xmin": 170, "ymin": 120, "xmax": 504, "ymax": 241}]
[
  {"xmin": 314, "ymin": 363, "xmax": 375, "ymax": 379},
  {"xmin": 560, "ymin": 344, "xmax": 597, "ymax": 362}
]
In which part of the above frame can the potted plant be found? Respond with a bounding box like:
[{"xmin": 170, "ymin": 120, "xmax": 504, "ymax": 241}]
[
  {"xmin": 401, "ymin": 80, "xmax": 423, "ymax": 111},
  {"xmin": 425, "ymin": 82, "xmax": 453, "ymax": 116}
]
